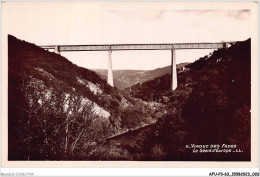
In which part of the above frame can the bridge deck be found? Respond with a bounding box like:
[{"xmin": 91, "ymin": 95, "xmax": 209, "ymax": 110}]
[{"xmin": 41, "ymin": 43, "xmax": 226, "ymax": 51}]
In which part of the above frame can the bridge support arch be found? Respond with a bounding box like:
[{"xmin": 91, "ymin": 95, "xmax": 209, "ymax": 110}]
[
  {"xmin": 107, "ymin": 50, "xmax": 114, "ymax": 87},
  {"xmin": 171, "ymin": 49, "xmax": 177, "ymax": 91}
]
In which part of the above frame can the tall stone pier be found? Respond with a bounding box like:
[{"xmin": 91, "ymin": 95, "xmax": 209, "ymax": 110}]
[
  {"xmin": 40, "ymin": 42, "xmax": 229, "ymax": 91},
  {"xmin": 54, "ymin": 45, "xmax": 60, "ymax": 54},
  {"xmin": 171, "ymin": 49, "xmax": 177, "ymax": 91},
  {"xmin": 107, "ymin": 50, "xmax": 114, "ymax": 87}
]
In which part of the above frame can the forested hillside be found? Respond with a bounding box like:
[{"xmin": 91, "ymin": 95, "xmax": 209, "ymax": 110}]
[
  {"xmin": 117, "ymin": 39, "xmax": 251, "ymax": 160},
  {"xmin": 8, "ymin": 35, "xmax": 251, "ymax": 161},
  {"xmin": 8, "ymin": 35, "xmax": 165, "ymax": 160}
]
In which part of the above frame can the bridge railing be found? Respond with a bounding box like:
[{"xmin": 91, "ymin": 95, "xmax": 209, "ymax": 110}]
[{"xmin": 41, "ymin": 42, "xmax": 228, "ymax": 51}]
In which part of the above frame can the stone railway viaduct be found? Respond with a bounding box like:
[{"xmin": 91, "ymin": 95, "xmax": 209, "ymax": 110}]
[{"xmin": 41, "ymin": 42, "xmax": 233, "ymax": 91}]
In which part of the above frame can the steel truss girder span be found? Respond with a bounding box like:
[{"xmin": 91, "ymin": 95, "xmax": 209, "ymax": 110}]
[{"xmin": 41, "ymin": 43, "xmax": 225, "ymax": 51}]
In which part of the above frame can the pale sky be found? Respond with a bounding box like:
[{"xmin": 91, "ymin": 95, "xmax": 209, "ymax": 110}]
[{"xmin": 4, "ymin": 2, "xmax": 251, "ymax": 70}]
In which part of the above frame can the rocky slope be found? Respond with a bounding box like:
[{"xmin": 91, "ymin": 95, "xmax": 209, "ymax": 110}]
[{"xmin": 8, "ymin": 35, "xmax": 166, "ymax": 160}]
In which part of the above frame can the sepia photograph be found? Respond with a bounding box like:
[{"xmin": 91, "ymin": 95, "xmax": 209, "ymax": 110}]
[{"xmin": 1, "ymin": 1, "xmax": 258, "ymax": 170}]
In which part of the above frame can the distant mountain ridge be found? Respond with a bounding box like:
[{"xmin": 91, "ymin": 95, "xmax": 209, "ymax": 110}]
[{"xmin": 93, "ymin": 63, "xmax": 190, "ymax": 90}]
